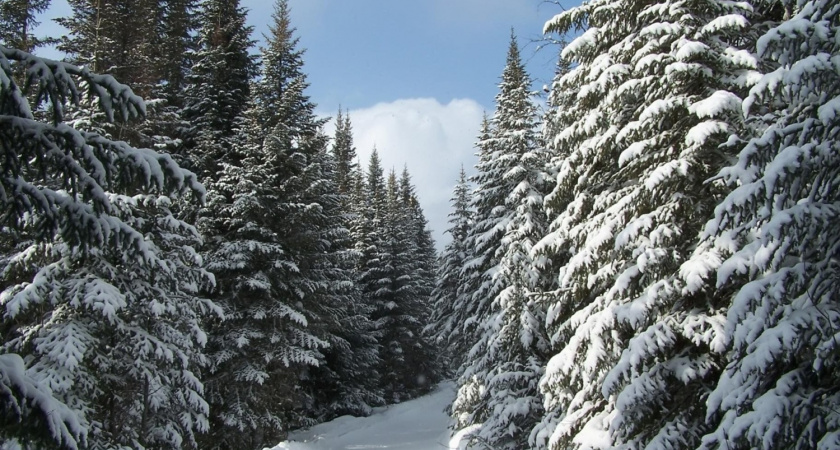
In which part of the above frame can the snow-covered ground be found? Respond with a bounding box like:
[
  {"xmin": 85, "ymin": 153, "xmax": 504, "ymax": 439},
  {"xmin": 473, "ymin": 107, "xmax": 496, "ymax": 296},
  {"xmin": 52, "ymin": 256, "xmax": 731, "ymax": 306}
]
[{"xmin": 267, "ymin": 381, "xmax": 457, "ymax": 450}]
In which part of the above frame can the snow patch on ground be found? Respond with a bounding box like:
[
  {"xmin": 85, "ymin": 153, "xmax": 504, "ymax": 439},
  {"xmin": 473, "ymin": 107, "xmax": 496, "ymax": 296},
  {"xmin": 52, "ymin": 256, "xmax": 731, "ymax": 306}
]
[{"xmin": 267, "ymin": 382, "xmax": 456, "ymax": 450}]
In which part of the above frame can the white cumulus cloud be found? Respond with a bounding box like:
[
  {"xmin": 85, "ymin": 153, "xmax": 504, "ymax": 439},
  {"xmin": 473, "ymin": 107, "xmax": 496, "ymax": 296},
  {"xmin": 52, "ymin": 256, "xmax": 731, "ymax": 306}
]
[{"xmin": 322, "ymin": 98, "xmax": 485, "ymax": 250}]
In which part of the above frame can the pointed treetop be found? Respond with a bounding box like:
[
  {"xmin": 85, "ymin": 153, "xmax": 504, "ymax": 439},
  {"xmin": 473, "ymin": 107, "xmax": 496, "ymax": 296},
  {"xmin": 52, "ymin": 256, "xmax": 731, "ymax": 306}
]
[
  {"xmin": 501, "ymin": 30, "xmax": 528, "ymax": 88},
  {"xmin": 399, "ymin": 165, "xmax": 416, "ymax": 206},
  {"xmin": 507, "ymin": 29, "xmax": 520, "ymax": 62},
  {"xmin": 249, "ymin": 0, "xmax": 319, "ymax": 140},
  {"xmin": 268, "ymin": 0, "xmax": 294, "ymax": 43},
  {"xmin": 478, "ymin": 112, "xmax": 492, "ymax": 138},
  {"xmin": 333, "ymin": 106, "xmax": 358, "ymax": 194},
  {"xmin": 387, "ymin": 168, "xmax": 399, "ymax": 203},
  {"xmin": 367, "ymin": 147, "xmax": 385, "ymax": 195}
]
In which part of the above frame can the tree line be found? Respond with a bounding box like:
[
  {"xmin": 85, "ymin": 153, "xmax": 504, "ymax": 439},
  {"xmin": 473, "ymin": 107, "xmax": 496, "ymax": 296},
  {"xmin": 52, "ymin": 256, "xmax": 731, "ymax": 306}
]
[
  {"xmin": 429, "ymin": 0, "xmax": 840, "ymax": 448},
  {"xmin": 0, "ymin": 1, "xmax": 440, "ymax": 449}
]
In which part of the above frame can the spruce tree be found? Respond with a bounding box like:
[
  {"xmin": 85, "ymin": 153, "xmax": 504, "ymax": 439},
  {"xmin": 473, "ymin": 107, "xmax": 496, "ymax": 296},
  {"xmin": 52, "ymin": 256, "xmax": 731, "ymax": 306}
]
[
  {"xmin": 449, "ymin": 114, "xmax": 496, "ymax": 438},
  {"xmin": 532, "ymin": 0, "xmax": 763, "ymax": 447},
  {"xmin": 451, "ymin": 34, "xmax": 549, "ymax": 449},
  {"xmin": 427, "ymin": 167, "xmax": 474, "ymax": 371},
  {"xmin": 355, "ymin": 153, "xmax": 393, "ymax": 397},
  {"xmin": 452, "ymin": 113, "xmax": 495, "ymax": 366},
  {"xmin": 332, "ymin": 108, "xmax": 358, "ymax": 197},
  {"xmin": 372, "ymin": 169, "xmax": 436, "ymax": 401},
  {"xmin": 304, "ymin": 110, "xmax": 383, "ymax": 420},
  {"xmin": 684, "ymin": 0, "xmax": 840, "ymax": 447},
  {"xmin": 181, "ymin": 0, "xmax": 257, "ymax": 180},
  {"xmin": 0, "ymin": 44, "xmax": 215, "ymax": 450},
  {"xmin": 355, "ymin": 155, "xmax": 438, "ymax": 403},
  {"xmin": 156, "ymin": 0, "xmax": 198, "ymax": 109},
  {"xmin": 397, "ymin": 168, "xmax": 440, "ymax": 394},
  {"xmin": 0, "ymin": 353, "xmax": 85, "ymax": 448},
  {"xmin": 200, "ymin": 0, "xmax": 378, "ymax": 444},
  {"xmin": 57, "ymin": 0, "xmax": 197, "ymax": 153},
  {"xmin": 145, "ymin": 0, "xmax": 200, "ymax": 155},
  {"xmin": 58, "ymin": 0, "xmax": 161, "ymax": 108}
]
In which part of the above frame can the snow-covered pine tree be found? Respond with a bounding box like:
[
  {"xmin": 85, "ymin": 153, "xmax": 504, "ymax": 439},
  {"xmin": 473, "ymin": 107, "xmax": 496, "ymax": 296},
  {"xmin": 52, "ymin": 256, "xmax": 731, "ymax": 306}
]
[
  {"xmin": 455, "ymin": 114, "xmax": 494, "ymax": 352},
  {"xmin": 57, "ymin": 0, "xmax": 199, "ymax": 164},
  {"xmin": 450, "ymin": 34, "xmax": 550, "ymax": 449},
  {"xmin": 342, "ymin": 154, "xmax": 388, "ymax": 408},
  {"xmin": 142, "ymin": 0, "xmax": 200, "ymax": 157},
  {"xmin": 291, "ymin": 126, "xmax": 381, "ymax": 424},
  {"xmin": 201, "ymin": 0, "xmax": 377, "ymax": 443},
  {"xmin": 682, "ymin": 1, "xmax": 840, "ymax": 447},
  {"xmin": 0, "ymin": 353, "xmax": 85, "ymax": 448},
  {"xmin": 0, "ymin": 45, "xmax": 216, "ymax": 450},
  {"xmin": 357, "ymin": 149, "xmax": 389, "ymax": 306},
  {"xmin": 427, "ymin": 167, "xmax": 474, "ymax": 371},
  {"xmin": 532, "ymin": 0, "xmax": 763, "ymax": 447},
  {"xmin": 199, "ymin": 117, "xmax": 316, "ymax": 450},
  {"xmin": 356, "ymin": 159, "xmax": 399, "ymax": 400},
  {"xmin": 397, "ymin": 168, "xmax": 440, "ymax": 393},
  {"xmin": 58, "ymin": 0, "xmax": 163, "ymax": 147},
  {"xmin": 369, "ymin": 169, "xmax": 436, "ymax": 402},
  {"xmin": 302, "ymin": 110, "xmax": 383, "ymax": 420},
  {"xmin": 354, "ymin": 154, "xmax": 436, "ymax": 403},
  {"xmin": 181, "ymin": 0, "xmax": 257, "ymax": 181},
  {"xmin": 449, "ymin": 114, "xmax": 496, "ymax": 438}
]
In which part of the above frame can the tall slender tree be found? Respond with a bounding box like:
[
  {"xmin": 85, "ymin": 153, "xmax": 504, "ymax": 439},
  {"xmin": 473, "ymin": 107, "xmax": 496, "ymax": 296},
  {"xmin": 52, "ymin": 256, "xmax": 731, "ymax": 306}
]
[
  {"xmin": 200, "ymin": 0, "xmax": 382, "ymax": 444},
  {"xmin": 427, "ymin": 167, "xmax": 474, "ymax": 371},
  {"xmin": 451, "ymin": 34, "xmax": 550, "ymax": 449},
  {"xmin": 332, "ymin": 108, "xmax": 358, "ymax": 197}
]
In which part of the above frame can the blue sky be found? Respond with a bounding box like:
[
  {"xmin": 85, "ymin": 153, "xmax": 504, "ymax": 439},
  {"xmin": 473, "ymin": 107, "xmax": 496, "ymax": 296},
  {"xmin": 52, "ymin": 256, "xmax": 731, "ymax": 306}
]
[
  {"xmin": 36, "ymin": 0, "xmax": 572, "ymax": 248},
  {"xmin": 269, "ymin": 0, "xmax": 562, "ymax": 111}
]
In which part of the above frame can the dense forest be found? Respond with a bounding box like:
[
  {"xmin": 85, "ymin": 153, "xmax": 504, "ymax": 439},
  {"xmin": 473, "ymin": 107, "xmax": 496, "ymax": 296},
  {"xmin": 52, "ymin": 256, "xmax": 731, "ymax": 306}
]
[
  {"xmin": 0, "ymin": 1, "xmax": 440, "ymax": 449},
  {"xmin": 1, "ymin": 0, "xmax": 839, "ymax": 449}
]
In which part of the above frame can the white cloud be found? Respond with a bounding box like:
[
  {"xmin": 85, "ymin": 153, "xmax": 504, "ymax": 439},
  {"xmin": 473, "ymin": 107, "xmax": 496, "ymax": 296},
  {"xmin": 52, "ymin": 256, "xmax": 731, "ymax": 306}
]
[{"xmin": 322, "ymin": 98, "xmax": 485, "ymax": 250}]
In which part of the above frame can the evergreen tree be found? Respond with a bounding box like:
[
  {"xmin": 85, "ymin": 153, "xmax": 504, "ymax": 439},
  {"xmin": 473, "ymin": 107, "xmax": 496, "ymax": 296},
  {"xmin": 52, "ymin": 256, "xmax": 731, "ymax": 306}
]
[
  {"xmin": 332, "ymin": 108, "xmax": 358, "ymax": 197},
  {"xmin": 305, "ymin": 110, "xmax": 383, "ymax": 420},
  {"xmin": 247, "ymin": 0, "xmax": 316, "ymax": 141},
  {"xmin": 0, "ymin": 353, "xmax": 85, "ymax": 448},
  {"xmin": 58, "ymin": 0, "xmax": 160, "ymax": 101},
  {"xmin": 373, "ymin": 169, "xmax": 436, "ymax": 401},
  {"xmin": 0, "ymin": 44, "xmax": 215, "ymax": 450},
  {"xmin": 181, "ymin": 0, "xmax": 257, "ymax": 180},
  {"xmin": 294, "ymin": 135, "xmax": 381, "ymax": 423},
  {"xmin": 57, "ymin": 0, "xmax": 197, "ymax": 154},
  {"xmin": 0, "ymin": 0, "xmax": 52, "ymax": 53},
  {"xmin": 449, "ymin": 114, "xmax": 496, "ymax": 439},
  {"xmin": 355, "ymin": 155, "xmax": 438, "ymax": 403},
  {"xmin": 451, "ymin": 34, "xmax": 550, "ymax": 449},
  {"xmin": 144, "ymin": 0, "xmax": 200, "ymax": 156},
  {"xmin": 532, "ymin": 0, "xmax": 763, "ymax": 447},
  {"xmin": 452, "ymin": 113, "xmax": 495, "ymax": 367},
  {"xmin": 397, "ymin": 168, "xmax": 440, "ymax": 392},
  {"xmin": 427, "ymin": 167, "xmax": 474, "ymax": 371},
  {"xmin": 199, "ymin": 0, "xmax": 379, "ymax": 444},
  {"xmin": 683, "ymin": 0, "xmax": 840, "ymax": 447},
  {"xmin": 156, "ymin": 0, "xmax": 198, "ymax": 109},
  {"xmin": 355, "ymin": 152, "xmax": 392, "ymax": 397}
]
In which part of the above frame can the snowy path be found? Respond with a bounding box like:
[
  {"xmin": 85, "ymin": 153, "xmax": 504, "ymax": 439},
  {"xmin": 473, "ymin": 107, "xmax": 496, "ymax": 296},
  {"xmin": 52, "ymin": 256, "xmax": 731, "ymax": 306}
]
[{"xmin": 267, "ymin": 382, "xmax": 456, "ymax": 450}]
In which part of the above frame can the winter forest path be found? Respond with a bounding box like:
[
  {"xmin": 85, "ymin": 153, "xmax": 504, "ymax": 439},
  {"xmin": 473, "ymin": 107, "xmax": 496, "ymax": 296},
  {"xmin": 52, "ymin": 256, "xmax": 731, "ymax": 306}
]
[{"xmin": 268, "ymin": 381, "xmax": 456, "ymax": 450}]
